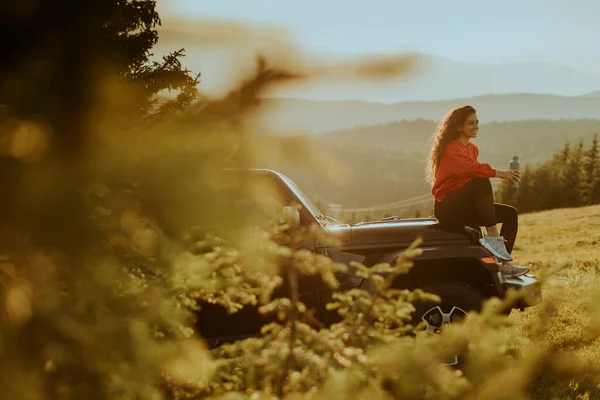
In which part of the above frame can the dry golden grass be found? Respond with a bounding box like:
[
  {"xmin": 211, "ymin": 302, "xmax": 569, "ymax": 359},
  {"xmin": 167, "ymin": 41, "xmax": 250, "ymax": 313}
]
[{"xmin": 508, "ymin": 205, "xmax": 600, "ymax": 399}]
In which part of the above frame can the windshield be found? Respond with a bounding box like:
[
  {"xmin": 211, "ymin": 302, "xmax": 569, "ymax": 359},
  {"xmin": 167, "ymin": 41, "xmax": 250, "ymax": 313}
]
[{"xmin": 279, "ymin": 174, "xmax": 323, "ymax": 218}]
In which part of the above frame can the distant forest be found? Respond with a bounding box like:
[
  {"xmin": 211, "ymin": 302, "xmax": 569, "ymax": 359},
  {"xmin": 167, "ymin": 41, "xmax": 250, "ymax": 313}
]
[
  {"xmin": 497, "ymin": 134, "xmax": 600, "ymax": 213},
  {"xmin": 270, "ymin": 119, "xmax": 600, "ymax": 214}
]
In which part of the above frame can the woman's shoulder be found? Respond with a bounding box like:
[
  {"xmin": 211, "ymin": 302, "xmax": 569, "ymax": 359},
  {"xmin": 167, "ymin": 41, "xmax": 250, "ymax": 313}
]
[
  {"xmin": 446, "ymin": 139, "xmax": 466, "ymax": 151},
  {"xmin": 447, "ymin": 140, "xmax": 478, "ymax": 150}
]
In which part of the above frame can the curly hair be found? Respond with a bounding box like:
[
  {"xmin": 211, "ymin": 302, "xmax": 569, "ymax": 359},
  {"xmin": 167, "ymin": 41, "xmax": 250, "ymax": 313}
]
[{"xmin": 425, "ymin": 105, "xmax": 476, "ymax": 185}]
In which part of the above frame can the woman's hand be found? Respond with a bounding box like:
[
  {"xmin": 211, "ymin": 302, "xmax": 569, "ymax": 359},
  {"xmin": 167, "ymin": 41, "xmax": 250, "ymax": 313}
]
[{"xmin": 497, "ymin": 169, "xmax": 521, "ymax": 184}]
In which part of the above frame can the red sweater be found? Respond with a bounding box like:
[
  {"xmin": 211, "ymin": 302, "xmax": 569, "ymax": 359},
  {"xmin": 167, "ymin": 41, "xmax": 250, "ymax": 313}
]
[{"xmin": 432, "ymin": 140, "xmax": 496, "ymax": 201}]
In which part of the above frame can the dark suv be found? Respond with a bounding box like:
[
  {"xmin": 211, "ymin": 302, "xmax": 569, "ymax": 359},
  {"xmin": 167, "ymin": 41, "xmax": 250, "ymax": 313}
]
[{"xmin": 197, "ymin": 169, "xmax": 541, "ymax": 345}]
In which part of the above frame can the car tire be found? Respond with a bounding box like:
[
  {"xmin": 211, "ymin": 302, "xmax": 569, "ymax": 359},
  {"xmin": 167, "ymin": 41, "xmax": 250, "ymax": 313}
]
[{"xmin": 411, "ymin": 282, "xmax": 484, "ymax": 367}]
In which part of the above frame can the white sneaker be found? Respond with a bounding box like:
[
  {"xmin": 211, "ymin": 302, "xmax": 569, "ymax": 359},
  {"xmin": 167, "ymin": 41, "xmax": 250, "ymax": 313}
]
[
  {"xmin": 501, "ymin": 261, "xmax": 530, "ymax": 278},
  {"xmin": 479, "ymin": 236, "xmax": 513, "ymax": 261}
]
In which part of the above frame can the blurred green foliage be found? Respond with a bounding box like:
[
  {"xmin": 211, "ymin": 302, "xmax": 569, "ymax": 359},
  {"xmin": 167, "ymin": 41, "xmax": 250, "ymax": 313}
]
[{"xmin": 1, "ymin": 2, "xmax": 600, "ymax": 400}]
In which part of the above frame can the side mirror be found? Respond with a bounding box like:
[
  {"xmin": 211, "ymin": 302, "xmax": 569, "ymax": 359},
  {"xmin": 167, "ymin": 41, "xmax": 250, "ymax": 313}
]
[{"xmin": 281, "ymin": 206, "xmax": 301, "ymax": 228}]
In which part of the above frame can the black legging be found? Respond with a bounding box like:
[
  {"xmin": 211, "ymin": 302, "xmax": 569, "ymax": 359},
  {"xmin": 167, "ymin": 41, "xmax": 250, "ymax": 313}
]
[{"xmin": 433, "ymin": 178, "xmax": 518, "ymax": 253}]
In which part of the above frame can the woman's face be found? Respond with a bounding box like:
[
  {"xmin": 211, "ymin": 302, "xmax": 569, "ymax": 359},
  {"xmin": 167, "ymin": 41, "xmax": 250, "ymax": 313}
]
[{"xmin": 458, "ymin": 112, "xmax": 479, "ymax": 139}]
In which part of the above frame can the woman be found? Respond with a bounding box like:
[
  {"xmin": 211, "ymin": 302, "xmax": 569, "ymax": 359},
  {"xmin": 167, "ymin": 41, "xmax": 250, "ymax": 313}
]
[{"xmin": 426, "ymin": 105, "xmax": 529, "ymax": 278}]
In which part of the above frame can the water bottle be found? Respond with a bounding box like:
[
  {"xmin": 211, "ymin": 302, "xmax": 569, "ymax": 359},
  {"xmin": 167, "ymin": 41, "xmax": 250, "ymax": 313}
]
[{"xmin": 509, "ymin": 155, "xmax": 520, "ymax": 189}]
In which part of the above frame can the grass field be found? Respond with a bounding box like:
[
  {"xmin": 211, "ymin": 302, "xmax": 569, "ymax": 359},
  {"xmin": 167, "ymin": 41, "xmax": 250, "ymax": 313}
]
[{"xmin": 507, "ymin": 205, "xmax": 600, "ymax": 399}]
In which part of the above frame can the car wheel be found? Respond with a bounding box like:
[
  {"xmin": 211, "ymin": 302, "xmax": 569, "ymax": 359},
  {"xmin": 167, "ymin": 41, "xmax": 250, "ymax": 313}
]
[{"xmin": 411, "ymin": 282, "xmax": 484, "ymax": 366}]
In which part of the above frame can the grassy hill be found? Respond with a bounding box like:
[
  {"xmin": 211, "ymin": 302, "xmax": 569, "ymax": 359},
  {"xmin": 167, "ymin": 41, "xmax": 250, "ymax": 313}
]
[
  {"xmin": 263, "ymin": 119, "xmax": 600, "ymax": 212},
  {"xmin": 509, "ymin": 204, "xmax": 600, "ymax": 398},
  {"xmin": 318, "ymin": 119, "xmax": 600, "ymax": 166}
]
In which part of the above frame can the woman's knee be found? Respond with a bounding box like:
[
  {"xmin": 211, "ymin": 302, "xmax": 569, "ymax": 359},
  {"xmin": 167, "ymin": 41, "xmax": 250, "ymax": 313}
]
[
  {"xmin": 495, "ymin": 203, "xmax": 518, "ymax": 223},
  {"xmin": 469, "ymin": 178, "xmax": 494, "ymax": 209}
]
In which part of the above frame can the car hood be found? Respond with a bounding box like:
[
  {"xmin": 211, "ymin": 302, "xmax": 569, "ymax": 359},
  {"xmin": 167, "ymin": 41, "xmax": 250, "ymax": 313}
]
[{"xmin": 322, "ymin": 218, "xmax": 470, "ymax": 248}]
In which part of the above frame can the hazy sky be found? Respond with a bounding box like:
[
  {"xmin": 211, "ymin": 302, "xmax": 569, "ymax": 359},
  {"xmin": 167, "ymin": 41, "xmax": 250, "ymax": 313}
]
[
  {"xmin": 157, "ymin": 0, "xmax": 600, "ymax": 102},
  {"xmin": 160, "ymin": 0, "xmax": 598, "ymax": 71}
]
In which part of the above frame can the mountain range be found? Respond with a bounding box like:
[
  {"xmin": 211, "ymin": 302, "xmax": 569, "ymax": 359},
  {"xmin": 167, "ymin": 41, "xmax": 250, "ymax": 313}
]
[
  {"xmin": 246, "ymin": 53, "xmax": 600, "ymax": 134},
  {"xmin": 256, "ymin": 92, "xmax": 600, "ymax": 135}
]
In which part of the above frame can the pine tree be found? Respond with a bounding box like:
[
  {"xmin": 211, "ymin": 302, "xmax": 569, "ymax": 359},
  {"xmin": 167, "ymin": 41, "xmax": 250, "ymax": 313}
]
[
  {"xmin": 582, "ymin": 134, "xmax": 600, "ymax": 205},
  {"xmin": 515, "ymin": 165, "xmax": 534, "ymax": 212},
  {"xmin": 531, "ymin": 164, "xmax": 555, "ymax": 211},
  {"xmin": 530, "ymin": 144, "xmax": 568, "ymax": 210},
  {"xmin": 560, "ymin": 140, "xmax": 585, "ymax": 208},
  {"xmin": 0, "ymin": 2, "xmax": 203, "ymax": 399},
  {"xmin": 559, "ymin": 142, "xmax": 571, "ymax": 165}
]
